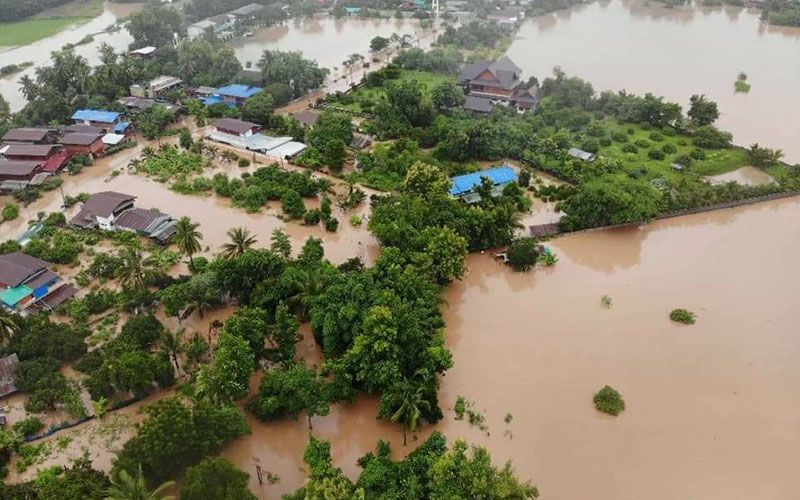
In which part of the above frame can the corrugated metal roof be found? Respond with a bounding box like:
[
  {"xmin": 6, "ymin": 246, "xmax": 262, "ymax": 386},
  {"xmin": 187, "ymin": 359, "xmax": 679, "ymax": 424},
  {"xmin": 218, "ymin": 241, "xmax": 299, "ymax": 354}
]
[
  {"xmin": 1, "ymin": 144, "xmax": 59, "ymax": 157},
  {"xmin": 0, "ymin": 354, "xmax": 19, "ymax": 398},
  {"xmin": 449, "ymin": 166, "xmax": 517, "ymax": 196},
  {"xmin": 0, "ymin": 160, "xmax": 42, "ymax": 177},
  {"xmin": 60, "ymin": 132, "xmax": 104, "ymax": 146},
  {"xmin": 268, "ymin": 141, "xmax": 307, "ymax": 159},
  {"xmin": 2, "ymin": 128, "xmax": 53, "ymax": 143},
  {"xmin": 71, "ymin": 109, "xmax": 122, "ymax": 123}
]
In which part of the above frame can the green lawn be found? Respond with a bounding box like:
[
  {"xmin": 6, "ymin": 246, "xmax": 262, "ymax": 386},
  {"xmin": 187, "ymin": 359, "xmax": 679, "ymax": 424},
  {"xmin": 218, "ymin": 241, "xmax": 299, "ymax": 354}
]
[
  {"xmin": 334, "ymin": 70, "xmax": 456, "ymax": 113},
  {"xmin": 592, "ymin": 119, "xmax": 749, "ymax": 179},
  {"xmin": 0, "ymin": 17, "xmax": 91, "ymax": 47}
]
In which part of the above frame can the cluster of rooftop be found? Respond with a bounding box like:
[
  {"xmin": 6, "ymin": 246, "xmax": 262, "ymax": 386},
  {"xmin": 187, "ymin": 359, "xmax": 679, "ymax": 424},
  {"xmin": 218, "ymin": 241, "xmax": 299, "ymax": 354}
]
[
  {"xmin": 69, "ymin": 191, "xmax": 178, "ymax": 244},
  {"xmin": 0, "ymin": 253, "xmax": 77, "ymax": 316}
]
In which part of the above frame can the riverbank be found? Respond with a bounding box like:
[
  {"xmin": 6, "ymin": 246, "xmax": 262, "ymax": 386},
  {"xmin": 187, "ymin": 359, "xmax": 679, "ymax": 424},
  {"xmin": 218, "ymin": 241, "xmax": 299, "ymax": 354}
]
[{"xmin": 0, "ymin": 0, "xmax": 105, "ymax": 48}]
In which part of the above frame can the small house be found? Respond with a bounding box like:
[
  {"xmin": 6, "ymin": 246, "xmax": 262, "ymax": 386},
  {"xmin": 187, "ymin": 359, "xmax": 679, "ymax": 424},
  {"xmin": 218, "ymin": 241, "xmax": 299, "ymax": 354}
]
[
  {"xmin": 60, "ymin": 132, "xmax": 106, "ymax": 158},
  {"xmin": 449, "ymin": 165, "xmax": 517, "ymax": 204},
  {"xmin": 0, "ymin": 354, "xmax": 19, "ymax": 398},
  {"xmin": 0, "ymin": 252, "xmax": 76, "ymax": 315},
  {"xmin": 213, "ymin": 118, "xmax": 261, "ymax": 138},
  {"xmin": 70, "ymin": 191, "xmax": 177, "ymax": 243},
  {"xmin": 71, "ymin": 109, "xmax": 124, "ymax": 128},
  {"xmin": 214, "ymin": 84, "xmax": 263, "ymax": 106},
  {"xmin": 0, "ymin": 160, "xmax": 48, "ymax": 191},
  {"xmin": 568, "ymin": 148, "xmax": 597, "ymax": 162},
  {"xmin": 1, "ymin": 128, "xmax": 57, "ymax": 144},
  {"xmin": 0, "ymin": 143, "xmax": 71, "ymax": 173},
  {"xmin": 130, "ymin": 75, "xmax": 184, "ymax": 99},
  {"xmin": 291, "ymin": 110, "xmax": 321, "ymax": 127},
  {"xmin": 349, "ymin": 133, "xmax": 372, "ymax": 150}
]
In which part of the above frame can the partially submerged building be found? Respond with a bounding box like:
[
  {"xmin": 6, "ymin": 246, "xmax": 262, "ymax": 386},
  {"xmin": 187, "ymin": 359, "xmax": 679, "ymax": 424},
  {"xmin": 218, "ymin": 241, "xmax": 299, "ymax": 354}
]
[
  {"xmin": 71, "ymin": 109, "xmax": 124, "ymax": 128},
  {"xmin": 0, "ymin": 143, "xmax": 71, "ymax": 174},
  {"xmin": 204, "ymin": 84, "xmax": 263, "ymax": 107},
  {"xmin": 60, "ymin": 132, "xmax": 106, "ymax": 158},
  {"xmin": 449, "ymin": 165, "xmax": 518, "ymax": 203},
  {"xmin": 0, "ymin": 252, "xmax": 77, "ymax": 315},
  {"xmin": 70, "ymin": 191, "xmax": 178, "ymax": 244},
  {"xmin": 0, "ymin": 160, "xmax": 49, "ymax": 192},
  {"xmin": 1, "ymin": 128, "xmax": 57, "ymax": 145},
  {"xmin": 209, "ymin": 119, "xmax": 307, "ymax": 159}
]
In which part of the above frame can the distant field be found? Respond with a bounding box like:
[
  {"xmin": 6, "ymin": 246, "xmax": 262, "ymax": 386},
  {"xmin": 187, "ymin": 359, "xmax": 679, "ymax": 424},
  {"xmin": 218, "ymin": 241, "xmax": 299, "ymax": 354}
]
[
  {"xmin": 0, "ymin": 18, "xmax": 91, "ymax": 47},
  {"xmin": 0, "ymin": 0, "xmax": 101, "ymax": 48}
]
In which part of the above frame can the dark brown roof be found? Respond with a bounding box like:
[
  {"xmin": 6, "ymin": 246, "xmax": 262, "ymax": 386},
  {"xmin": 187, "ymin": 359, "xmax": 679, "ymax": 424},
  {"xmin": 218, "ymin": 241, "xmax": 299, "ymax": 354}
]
[
  {"xmin": 81, "ymin": 191, "xmax": 136, "ymax": 218},
  {"xmin": 60, "ymin": 132, "xmax": 104, "ymax": 146},
  {"xmin": 529, "ymin": 223, "xmax": 561, "ymax": 238},
  {"xmin": 1, "ymin": 144, "xmax": 60, "ymax": 158},
  {"xmin": 291, "ymin": 110, "xmax": 321, "ymax": 127},
  {"xmin": 65, "ymin": 124, "xmax": 107, "ymax": 135},
  {"xmin": 1, "ymin": 128, "xmax": 53, "ymax": 143},
  {"xmin": 213, "ymin": 118, "xmax": 259, "ymax": 135},
  {"xmin": 24, "ymin": 269, "xmax": 59, "ymax": 290},
  {"xmin": 0, "ymin": 252, "xmax": 49, "ymax": 287},
  {"xmin": 0, "ymin": 354, "xmax": 20, "ymax": 398},
  {"xmin": 0, "ymin": 160, "xmax": 43, "ymax": 177},
  {"xmin": 115, "ymin": 208, "xmax": 166, "ymax": 232}
]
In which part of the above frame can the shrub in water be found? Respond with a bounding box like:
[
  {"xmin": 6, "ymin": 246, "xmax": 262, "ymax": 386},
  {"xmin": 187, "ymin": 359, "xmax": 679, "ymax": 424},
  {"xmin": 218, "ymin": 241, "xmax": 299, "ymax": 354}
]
[
  {"xmin": 507, "ymin": 237, "xmax": 540, "ymax": 272},
  {"xmin": 670, "ymin": 308, "xmax": 696, "ymax": 325},
  {"xmin": 594, "ymin": 385, "xmax": 625, "ymax": 416}
]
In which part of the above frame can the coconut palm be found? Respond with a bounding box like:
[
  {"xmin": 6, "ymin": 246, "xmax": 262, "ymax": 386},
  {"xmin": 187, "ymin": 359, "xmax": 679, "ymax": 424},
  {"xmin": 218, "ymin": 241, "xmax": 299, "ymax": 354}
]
[
  {"xmin": 384, "ymin": 379, "xmax": 430, "ymax": 446},
  {"xmin": 284, "ymin": 268, "xmax": 326, "ymax": 320},
  {"xmin": 105, "ymin": 466, "xmax": 175, "ymax": 500},
  {"xmin": 158, "ymin": 328, "xmax": 183, "ymax": 373},
  {"xmin": 220, "ymin": 227, "xmax": 257, "ymax": 258},
  {"xmin": 0, "ymin": 312, "xmax": 19, "ymax": 345},
  {"xmin": 118, "ymin": 246, "xmax": 146, "ymax": 289},
  {"xmin": 173, "ymin": 217, "xmax": 203, "ymax": 267}
]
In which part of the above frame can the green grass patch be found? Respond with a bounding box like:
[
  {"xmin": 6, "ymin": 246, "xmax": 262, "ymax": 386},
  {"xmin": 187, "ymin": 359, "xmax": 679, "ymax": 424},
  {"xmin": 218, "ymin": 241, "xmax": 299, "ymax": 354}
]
[
  {"xmin": 734, "ymin": 80, "xmax": 751, "ymax": 93},
  {"xmin": 335, "ymin": 69, "xmax": 455, "ymax": 113},
  {"xmin": 0, "ymin": 17, "xmax": 91, "ymax": 47},
  {"xmin": 589, "ymin": 119, "xmax": 748, "ymax": 179}
]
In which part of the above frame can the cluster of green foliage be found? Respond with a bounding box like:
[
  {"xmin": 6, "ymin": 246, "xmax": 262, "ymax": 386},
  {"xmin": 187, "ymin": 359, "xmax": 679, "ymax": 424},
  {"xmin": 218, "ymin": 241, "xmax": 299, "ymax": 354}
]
[
  {"xmin": 133, "ymin": 105, "xmax": 176, "ymax": 140},
  {"xmin": 593, "ymin": 385, "xmax": 625, "ymax": 416},
  {"xmin": 507, "ymin": 237, "xmax": 541, "ymax": 272},
  {"xmin": 181, "ymin": 456, "xmax": 256, "ymax": 500},
  {"xmin": 131, "ymin": 145, "xmax": 207, "ymax": 183},
  {"xmin": 0, "ymin": 0, "xmax": 72, "ymax": 22},
  {"xmin": 1, "ymin": 202, "xmax": 20, "ymax": 222},
  {"xmin": 113, "ymin": 397, "xmax": 250, "ymax": 483},
  {"xmin": 436, "ymin": 20, "xmax": 508, "ymax": 51},
  {"xmin": 669, "ymin": 308, "xmax": 696, "ymax": 325},
  {"xmin": 74, "ymin": 314, "xmax": 176, "ymax": 400},
  {"xmin": 210, "ymin": 164, "xmax": 328, "ymax": 215},
  {"xmin": 285, "ymin": 433, "xmax": 538, "ymax": 498},
  {"xmin": 394, "ymin": 47, "xmax": 464, "ymax": 75},
  {"xmin": 761, "ymin": 0, "xmax": 800, "ymax": 27},
  {"xmin": 348, "ymin": 138, "xmax": 440, "ymax": 191},
  {"xmin": 0, "ymin": 457, "xmax": 109, "ymax": 497},
  {"xmin": 297, "ymin": 110, "xmax": 354, "ymax": 172}
]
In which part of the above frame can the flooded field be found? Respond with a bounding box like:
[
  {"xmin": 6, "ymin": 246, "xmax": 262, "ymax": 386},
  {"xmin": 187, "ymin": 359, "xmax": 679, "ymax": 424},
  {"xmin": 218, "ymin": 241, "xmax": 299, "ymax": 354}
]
[
  {"xmin": 0, "ymin": 2, "xmax": 140, "ymax": 112},
  {"xmin": 225, "ymin": 197, "xmax": 800, "ymax": 499},
  {"xmin": 507, "ymin": 0, "xmax": 800, "ymax": 163},
  {"xmin": 706, "ymin": 165, "xmax": 776, "ymax": 186},
  {"xmin": 230, "ymin": 16, "xmax": 423, "ymax": 70}
]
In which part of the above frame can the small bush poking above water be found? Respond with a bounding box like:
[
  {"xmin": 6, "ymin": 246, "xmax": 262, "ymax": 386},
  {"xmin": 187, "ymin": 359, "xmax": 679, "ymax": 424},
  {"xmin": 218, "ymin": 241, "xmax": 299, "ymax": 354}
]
[
  {"xmin": 600, "ymin": 295, "xmax": 613, "ymax": 309},
  {"xmin": 670, "ymin": 308, "xmax": 696, "ymax": 325},
  {"xmin": 594, "ymin": 385, "xmax": 625, "ymax": 416}
]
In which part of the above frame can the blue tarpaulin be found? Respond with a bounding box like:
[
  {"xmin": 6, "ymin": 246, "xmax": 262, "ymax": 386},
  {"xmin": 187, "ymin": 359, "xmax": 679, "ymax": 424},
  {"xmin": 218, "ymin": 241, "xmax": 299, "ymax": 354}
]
[
  {"xmin": 449, "ymin": 165, "xmax": 517, "ymax": 196},
  {"xmin": 71, "ymin": 109, "xmax": 122, "ymax": 123}
]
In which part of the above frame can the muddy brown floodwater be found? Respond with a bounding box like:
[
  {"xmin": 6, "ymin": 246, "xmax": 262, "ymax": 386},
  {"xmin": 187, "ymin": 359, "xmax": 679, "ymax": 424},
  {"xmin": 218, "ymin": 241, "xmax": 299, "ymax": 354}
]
[
  {"xmin": 506, "ymin": 0, "xmax": 800, "ymax": 163},
  {"xmin": 222, "ymin": 197, "xmax": 800, "ymax": 499}
]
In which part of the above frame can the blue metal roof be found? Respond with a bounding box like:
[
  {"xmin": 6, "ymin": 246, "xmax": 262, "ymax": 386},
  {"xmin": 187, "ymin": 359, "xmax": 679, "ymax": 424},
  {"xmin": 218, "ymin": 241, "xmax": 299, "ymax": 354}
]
[
  {"xmin": 216, "ymin": 84, "xmax": 262, "ymax": 99},
  {"xmin": 114, "ymin": 121, "xmax": 132, "ymax": 133},
  {"xmin": 71, "ymin": 109, "xmax": 122, "ymax": 123},
  {"xmin": 449, "ymin": 165, "xmax": 517, "ymax": 196}
]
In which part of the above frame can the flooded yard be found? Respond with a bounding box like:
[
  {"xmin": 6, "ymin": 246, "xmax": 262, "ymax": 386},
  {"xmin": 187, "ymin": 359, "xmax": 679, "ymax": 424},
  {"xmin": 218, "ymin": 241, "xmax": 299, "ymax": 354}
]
[{"xmin": 705, "ymin": 165, "xmax": 776, "ymax": 186}]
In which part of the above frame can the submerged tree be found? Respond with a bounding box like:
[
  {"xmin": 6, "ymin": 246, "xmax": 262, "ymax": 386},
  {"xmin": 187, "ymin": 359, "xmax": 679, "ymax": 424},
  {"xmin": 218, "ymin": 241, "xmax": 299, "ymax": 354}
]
[
  {"xmin": 105, "ymin": 465, "xmax": 175, "ymax": 500},
  {"xmin": 174, "ymin": 217, "xmax": 203, "ymax": 266},
  {"xmin": 221, "ymin": 227, "xmax": 257, "ymax": 259},
  {"xmin": 380, "ymin": 379, "xmax": 430, "ymax": 446}
]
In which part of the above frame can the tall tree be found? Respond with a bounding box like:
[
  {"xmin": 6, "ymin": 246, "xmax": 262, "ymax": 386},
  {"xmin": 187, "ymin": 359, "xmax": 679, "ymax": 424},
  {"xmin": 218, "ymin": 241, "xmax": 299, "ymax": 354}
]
[
  {"xmin": 380, "ymin": 379, "xmax": 430, "ymax": 445},
  {"xmin": 688, "ymin": 94, "xmax": 720, "ymax": 126},
  {"xmin": 0, "ymin": 311, "xmax": 19, "ymax": 345},
  {"xmin": 197, "ymin": 332, "xmax": 255, "ymax": 404},
  {"xmin": 220, "ymin": 227, "xmax": 257, "ymax": 259},
  {"xmin": 127, "ymin": 4, "xmax": 186, "ymax": 49},
  {"xmin": 158, "ymin": 328, "xmax": 183, "ymax": 373},
  {"xmin": 174, "ymin": 217, "xmax": 203, "ymax": 266},
  {"xmin": 180, "ymin": 457, "xmax": 256, "ymax": 500}
]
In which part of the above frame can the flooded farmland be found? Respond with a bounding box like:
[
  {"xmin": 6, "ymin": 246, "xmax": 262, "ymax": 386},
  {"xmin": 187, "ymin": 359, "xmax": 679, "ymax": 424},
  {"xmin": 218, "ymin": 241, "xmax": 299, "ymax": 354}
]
[{"xmin": 506, "ymin": 0, "xmax": 800, "ymax": 163}]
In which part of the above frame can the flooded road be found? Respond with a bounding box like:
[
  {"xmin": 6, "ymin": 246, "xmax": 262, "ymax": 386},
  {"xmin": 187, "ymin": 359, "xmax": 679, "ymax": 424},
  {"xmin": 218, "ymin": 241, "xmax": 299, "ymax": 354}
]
[
  {"xmin": 0, "ymin": 2, "xmax": 140, "ymax": 112},
  {"xmin": 506, "ymin": 0, "xmax": 800, "ymax": 163}
]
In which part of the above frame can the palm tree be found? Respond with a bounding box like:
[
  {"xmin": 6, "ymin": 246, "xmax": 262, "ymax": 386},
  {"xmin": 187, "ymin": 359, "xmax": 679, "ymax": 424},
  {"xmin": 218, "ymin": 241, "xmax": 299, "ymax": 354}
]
[
  {"xmin": 384, "ymin": 379, "xmax": 430, "ymax": 446},
  {"xmin": 105, "ymin": 466, "xmax": 175, "ymax": 500},
  {"xmin": 118, "ymin": 246, "xmax": 146, "ymax": 289},
  {"xmin": 220, "ymin": 227, "xmax": 257, "ymax": 258},
  {"xmin": 0, "ymin": 312, "xmax": 19, "ymax": 346},
  {"xmin": 285, "ymin": 268, "xmax": 326, "ymax": 320},
  {"xmin": 158, "ymin": 328, "xmax": 183, "ymax": 373},
  {"xmin": 173, "ymin": 217, "xmax": 203, "ymax": 267}
]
